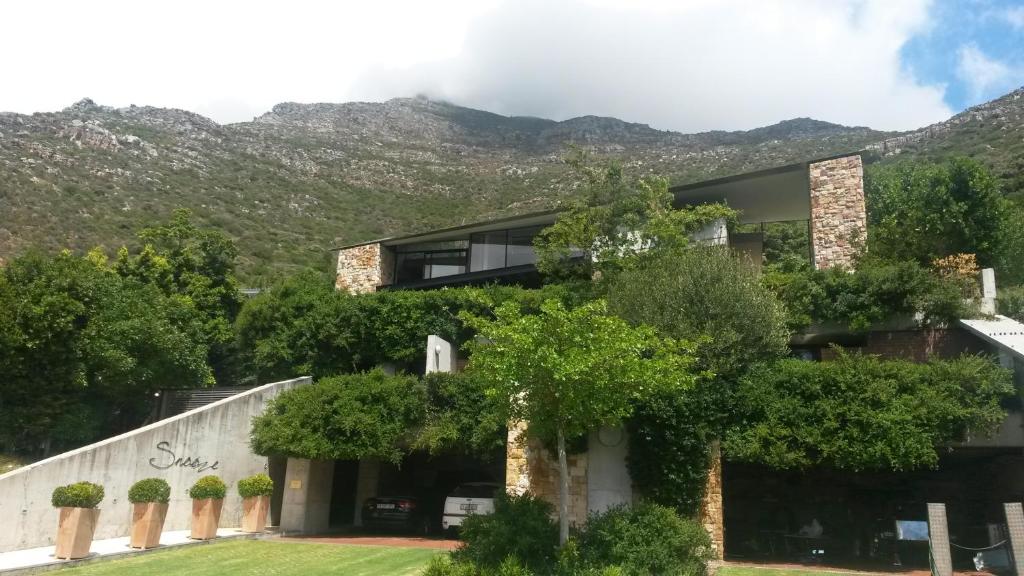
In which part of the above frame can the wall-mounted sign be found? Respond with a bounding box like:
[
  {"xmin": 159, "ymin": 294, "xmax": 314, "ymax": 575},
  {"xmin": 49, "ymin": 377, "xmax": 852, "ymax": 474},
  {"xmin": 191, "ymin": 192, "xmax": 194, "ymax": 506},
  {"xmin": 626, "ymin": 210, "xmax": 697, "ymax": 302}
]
[
  {"xmin": 148, "ymin": 441, "xmax": 220, "ymax": 473},
  {"xmin": 290, "ymin": 480, "xmax": 302, "ymax": 489}
]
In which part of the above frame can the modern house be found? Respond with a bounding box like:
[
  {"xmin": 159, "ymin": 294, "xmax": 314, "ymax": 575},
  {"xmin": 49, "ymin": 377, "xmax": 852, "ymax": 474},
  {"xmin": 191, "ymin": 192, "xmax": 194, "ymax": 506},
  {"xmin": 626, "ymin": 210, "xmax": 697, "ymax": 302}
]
[{"xmin": 333, "ymin": 151, "xmax": 1024, "ymax": 569}]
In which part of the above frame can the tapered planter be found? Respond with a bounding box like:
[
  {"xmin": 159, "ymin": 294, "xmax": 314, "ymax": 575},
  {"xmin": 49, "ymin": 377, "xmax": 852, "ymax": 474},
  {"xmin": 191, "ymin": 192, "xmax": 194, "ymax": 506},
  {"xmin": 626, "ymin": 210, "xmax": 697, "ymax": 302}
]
[
  {"xmin": 55, "ymin": 507, "xmax": 100, "ymax": 560},
  {"xmin": 241, "ymin": 495, "xmax": 270, "ymax": 533},
  {"xmin": 130, "ymin": 502, "xmax": 168, "ymax": 549},
  {"xmin": 190, "ymin": 498, "xmax": 223, "ymax": 540}
]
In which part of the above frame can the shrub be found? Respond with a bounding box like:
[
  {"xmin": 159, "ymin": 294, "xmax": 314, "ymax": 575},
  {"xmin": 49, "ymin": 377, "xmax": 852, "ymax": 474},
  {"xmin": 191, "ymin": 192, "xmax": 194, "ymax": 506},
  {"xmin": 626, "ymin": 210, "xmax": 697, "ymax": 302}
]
[
  {"xmin": 454, "ymin": 492, "xmax": 559, "ymax": 573},
  {"xmin": 576, "ymin": 503, "xmax": 712, "ymax": 576},
  {"xmin": 128, "ymin": 478, "xmax": 171, "ymax": 504},
  {"xmin": 188, "ymin": 475, "xmax": 227, "ymax": 500},
  {"xmin": 237, "ymin": 473, "xmax": 274, "ymax": 498},
  {"xmin": 51, "ymin": 481, "xmax": 105, "ymax": 509},
  {"xmin": 999, "ymin": 286, "xmax": 1024, "ymax": 322},
  {"xmin": 422, "ymin": 555, "xmax": 476, "ymax": 576}
]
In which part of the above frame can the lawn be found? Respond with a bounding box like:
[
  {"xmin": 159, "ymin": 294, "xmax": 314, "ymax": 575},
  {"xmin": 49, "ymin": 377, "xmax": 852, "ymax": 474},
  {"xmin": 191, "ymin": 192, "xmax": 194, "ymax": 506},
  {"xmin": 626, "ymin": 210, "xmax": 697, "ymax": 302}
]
[{"xmin": 58, "ymin": 539, "xmax": 442, "ymax": 576}]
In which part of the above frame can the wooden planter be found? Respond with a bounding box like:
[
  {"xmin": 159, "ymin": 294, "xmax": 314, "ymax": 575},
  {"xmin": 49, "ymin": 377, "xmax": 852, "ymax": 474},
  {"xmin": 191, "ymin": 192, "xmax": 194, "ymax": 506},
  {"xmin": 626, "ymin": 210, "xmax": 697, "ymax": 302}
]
[
  {"xmin": 130, "ymin": 502, "xmax": 168, "ymax": 549},
  {"xmin": 240, "ymin": 495, "xmax": 270, "ymax": 533},
  {"xmin": 55, "ymin": 507, "xmax": 100, "ymax": 560},
  {"xmin": 190, "ymin": 498, "xmax": 223, "ymax": 540}
]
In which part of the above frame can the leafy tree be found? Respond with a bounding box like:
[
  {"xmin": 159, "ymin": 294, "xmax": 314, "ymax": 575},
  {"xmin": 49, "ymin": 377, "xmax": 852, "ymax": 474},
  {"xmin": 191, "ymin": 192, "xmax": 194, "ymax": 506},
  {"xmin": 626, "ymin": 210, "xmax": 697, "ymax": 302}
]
[
  {"xmin": 416, "ymin": 371, "xmax": 507, "ymax": 459},
  {"xmin": 534, "ymin": 151, "xmax": 735, "ymax": 286},
  {"xmin": 866, "ymin": 158, "xmax": 1009, "ymax": 267},
  {"xmin": 726, "ymin": 351, "xmax": 1013, "ymax": 471},
  {"xmin": 115, "ymin": 209, "xmax": 242, "ymax": 383},
  {"xmin": 250, "ymin": 370, "xmax": 427, "ymax": 464},
  {"xmin": 462, "ymin": 299, "xmax": 698, "ymax": 545}
]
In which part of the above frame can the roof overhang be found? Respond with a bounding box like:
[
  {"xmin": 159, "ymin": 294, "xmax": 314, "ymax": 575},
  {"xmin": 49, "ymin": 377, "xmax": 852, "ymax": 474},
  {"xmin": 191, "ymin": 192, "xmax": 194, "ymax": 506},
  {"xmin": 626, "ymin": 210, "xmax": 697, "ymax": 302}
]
[
  {"xmin": 671, "ymin": 163, "xmax": 809, "ymax": 224},
  {"xmin": 957, "ymin": 316, "xmax": 1024, "ymax": 362}
]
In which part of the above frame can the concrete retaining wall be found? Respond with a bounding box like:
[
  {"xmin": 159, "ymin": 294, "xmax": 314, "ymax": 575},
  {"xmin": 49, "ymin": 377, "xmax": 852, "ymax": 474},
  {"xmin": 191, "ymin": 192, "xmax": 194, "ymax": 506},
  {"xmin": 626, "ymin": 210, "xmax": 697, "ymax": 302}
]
[{"xmin": 0, "ymin": 376, "xmax": 310, "ymax": 552}]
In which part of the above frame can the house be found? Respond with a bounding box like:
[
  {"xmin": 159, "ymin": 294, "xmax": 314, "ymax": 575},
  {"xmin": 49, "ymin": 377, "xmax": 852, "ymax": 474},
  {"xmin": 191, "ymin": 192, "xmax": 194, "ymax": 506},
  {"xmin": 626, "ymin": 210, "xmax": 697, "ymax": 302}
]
[{"xmin": 333, "ymin": 151, "xmax": 1024, "ymax": 569}]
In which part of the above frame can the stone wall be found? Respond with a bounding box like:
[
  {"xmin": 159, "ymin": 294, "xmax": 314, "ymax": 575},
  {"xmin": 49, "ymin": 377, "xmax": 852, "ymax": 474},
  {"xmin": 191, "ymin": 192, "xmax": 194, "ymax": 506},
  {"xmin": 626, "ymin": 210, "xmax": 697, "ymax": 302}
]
[
  {"xmin": 698, "ymin": 442, "xmax": 724, "ymax": 559},
  {"xmin": 506, "ymin": 422, "xmax": 589, "ymax": 527},
  {"xmin": 334, "ymin": 243, "xmax": 395, "ymax": 294},
  {"xmin": 0, "ymin": 377, "xmax": 310, "ymax": 552},
  {"xmin": 809, "ymin": 155, "xmax": 866, "ymax": 270}
]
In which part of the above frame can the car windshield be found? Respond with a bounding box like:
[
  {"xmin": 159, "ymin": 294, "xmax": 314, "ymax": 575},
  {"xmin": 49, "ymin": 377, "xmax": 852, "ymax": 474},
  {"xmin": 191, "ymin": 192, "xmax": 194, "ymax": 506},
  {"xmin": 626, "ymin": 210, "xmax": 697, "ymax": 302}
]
[{"xmin": 451, "ymin": 484, "xmax": 498, "ymax": 498}]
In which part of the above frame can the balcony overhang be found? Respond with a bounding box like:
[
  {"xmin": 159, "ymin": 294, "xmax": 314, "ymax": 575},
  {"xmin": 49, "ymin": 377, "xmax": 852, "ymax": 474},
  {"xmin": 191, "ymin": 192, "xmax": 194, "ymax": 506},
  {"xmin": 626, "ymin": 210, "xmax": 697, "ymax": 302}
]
[{"xmin": 670, "ymin": 162, "xmax": 811, "ymax": 224}]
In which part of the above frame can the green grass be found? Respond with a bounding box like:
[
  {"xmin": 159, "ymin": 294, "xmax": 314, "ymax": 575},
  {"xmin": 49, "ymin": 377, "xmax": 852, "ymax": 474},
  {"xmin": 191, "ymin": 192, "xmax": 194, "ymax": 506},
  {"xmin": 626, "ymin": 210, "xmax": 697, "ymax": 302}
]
[
  {"xmin": 719, "ymin": 566, "xmax": 868, "ymax": 576},
  {"xmin": 57, "ymin": 539, "xmax": 442, "ymax": 576}
]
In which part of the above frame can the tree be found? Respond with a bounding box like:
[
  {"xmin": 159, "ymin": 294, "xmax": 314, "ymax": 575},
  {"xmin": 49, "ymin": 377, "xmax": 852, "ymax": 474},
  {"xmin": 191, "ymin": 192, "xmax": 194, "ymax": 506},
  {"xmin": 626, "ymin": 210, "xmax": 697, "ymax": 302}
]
[
  {"xmin": 866, "ymin": 158, "xmax": 1010, "ymax": 268},
  {"xmin": 534, "ymin": 150, "xmax": 734, "ymax": 286},
  {"xmin": 115, "ymin": 209, "xmax": 242, "ymax": 383},
  {"xmin": 462, "ymin": 299, "xmax": 698, "ymax": 544},
  {"xmin": 726, "ymin": 351, "xmax": 1013, "ymax": 471}
]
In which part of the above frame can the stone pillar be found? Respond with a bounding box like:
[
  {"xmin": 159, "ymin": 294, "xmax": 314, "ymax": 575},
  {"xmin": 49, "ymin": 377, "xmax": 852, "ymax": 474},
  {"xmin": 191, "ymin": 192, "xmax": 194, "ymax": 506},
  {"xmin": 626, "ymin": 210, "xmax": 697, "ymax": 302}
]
[
  {"xmin": 504, "ymin": 421, "xmax": 589, "ymax": 527},
  {"xmin": 353, "ymin": 458, "xmax": 380, "ymax": 527},
  {"xmin": 279, "ymin": 458, "xmax": 334, "ymax": 535},
  {"xmin": 426, "ymin": 335, "xmax": 457, "ymax": 374},
  {"xmin": 928, "ymin": 503, "xmax": 953, "ymax": 576},
  {"xmin": 699, "ymin": 441, "xmax": 724, "ymax": 560},
  {"xmin": 809, "ymin": 155, "xmax": 866, "ymax": 270},
  {"xmin": 335, "ymin": 243, "xmax": 395, "ymax": 294}
]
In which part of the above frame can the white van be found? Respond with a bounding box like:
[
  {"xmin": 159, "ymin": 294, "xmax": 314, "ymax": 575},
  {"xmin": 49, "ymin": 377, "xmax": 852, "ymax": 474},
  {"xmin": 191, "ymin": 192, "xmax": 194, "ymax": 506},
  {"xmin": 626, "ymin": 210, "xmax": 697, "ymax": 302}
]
[{"xmin": 441, "ymin": 482, "xmax": 502, "ymax": 534}]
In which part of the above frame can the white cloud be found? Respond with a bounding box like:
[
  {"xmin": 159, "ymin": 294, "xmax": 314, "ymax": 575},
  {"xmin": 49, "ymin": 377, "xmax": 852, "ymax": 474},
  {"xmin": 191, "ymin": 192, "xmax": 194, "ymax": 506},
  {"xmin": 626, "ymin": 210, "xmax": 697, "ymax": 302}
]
[
  {"xmin": 956, "ymin": 43, "xmax": 1015, "ymax": 102},
  {"xmin": 0, "ymin": 0, "xmax": 951, "ymax": 131},
  {"xmin": 1002, "ymin": 6, "xmax": 1024, "ymax": 30}
]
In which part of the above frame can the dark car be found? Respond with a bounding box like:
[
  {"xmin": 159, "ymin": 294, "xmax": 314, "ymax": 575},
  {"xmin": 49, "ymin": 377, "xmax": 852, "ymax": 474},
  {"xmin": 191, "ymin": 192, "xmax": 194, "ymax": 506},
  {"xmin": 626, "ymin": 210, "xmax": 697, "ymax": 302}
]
[{"xmin": 361, "ymin": 496, "xmax": 428, "ymax": 534}]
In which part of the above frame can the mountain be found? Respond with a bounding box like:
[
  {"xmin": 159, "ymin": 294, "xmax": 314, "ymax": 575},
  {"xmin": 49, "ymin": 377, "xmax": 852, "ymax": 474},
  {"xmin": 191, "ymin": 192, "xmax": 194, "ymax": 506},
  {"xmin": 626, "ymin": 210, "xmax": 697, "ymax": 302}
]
[{"xmin": 0, "ymin": 89, "xmax": 1021, "ymax": 280}]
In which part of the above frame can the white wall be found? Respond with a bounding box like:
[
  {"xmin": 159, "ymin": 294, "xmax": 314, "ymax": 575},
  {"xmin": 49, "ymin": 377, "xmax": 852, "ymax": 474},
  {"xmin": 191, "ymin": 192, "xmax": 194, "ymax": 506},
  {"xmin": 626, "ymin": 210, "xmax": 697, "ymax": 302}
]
[
  {"xmin": 587, "ymin": 426, "xmax": 633, "ymax": 513},
  {"xmin": 0, "ymin": 376, "xmax": 310, "ymax": 552}
]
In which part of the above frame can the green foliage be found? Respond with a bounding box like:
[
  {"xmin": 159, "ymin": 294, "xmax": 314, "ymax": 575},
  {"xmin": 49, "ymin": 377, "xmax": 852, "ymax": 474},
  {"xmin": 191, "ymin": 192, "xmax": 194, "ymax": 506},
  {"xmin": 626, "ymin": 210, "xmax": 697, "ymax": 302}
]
[
  {"xmin": 188, "ymin": 475, "xmax": 227, "ymax": 500},
  {"xmin": 576, "ymin": 503, "xmax": 712, "ymax": 576},
  {"xmin": 866, "ymin": 158, "xmax": 1010, "ymax": 268},
  {"xmin": 250, "ymin": 370, "xmax": 426, "ymax": 464},
  {"xmin": 534, "ymin": 150, "xmax": 735, "ymax": 284},
  {"xmin": 726, "ymin": 351, "xmax": 1014, "ymax": 471},
  {"xmin": 999, "ymin": 286, "xmax": 1024, "ymax": 322},
  {"xmin": 416, "ymin": 371, "xmax": 507, "ymax": 459},
  {"xmin": 237, "ymin": 473, "xmax": 274, "ymax": 498},
  {"xmin": 423, "ymin": 555, "xmax": 478, "ymax": 576},
  {"xmin": 765, "ymin": 257, "xmax": 972, "ymax": 332},
  {"xmin": 128, "ymin": 478, "xmax": 171, "ymax": 504},
  {"xmin": 0, "ymin": 250, "xmax": 213, "ymax": 455},
  {"xmin": 52, "ymin": 481, "xmax": 105, "ymax": 509},
  {"xmin": 454, "ymin": 492, "xmax": 559, "ymax": 573}
]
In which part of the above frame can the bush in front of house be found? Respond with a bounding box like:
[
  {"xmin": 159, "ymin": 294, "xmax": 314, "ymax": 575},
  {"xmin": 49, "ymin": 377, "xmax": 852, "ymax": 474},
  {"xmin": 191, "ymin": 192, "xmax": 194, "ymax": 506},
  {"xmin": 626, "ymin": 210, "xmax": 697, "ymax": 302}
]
[
  {"xmin": 128, "ymin": 478, "xmax": 171, "ymax": 504},
  {"xmin": 188, "ymin": 475, "xmax": 227, "ymax": 500},
  {"xmin": 453, "ymin": 492, "xmax": 559, "ymax": 573},
  {"xmin": 576, "ymin": 502, "xmax": 712, "ymax": 576},
  {"xmin": 237, "ymin": 473, "xmax": 274, "ymax": 498},
  {"xmin": 51, "ymin": 481, "xmax": 105, "ymax": 509}
]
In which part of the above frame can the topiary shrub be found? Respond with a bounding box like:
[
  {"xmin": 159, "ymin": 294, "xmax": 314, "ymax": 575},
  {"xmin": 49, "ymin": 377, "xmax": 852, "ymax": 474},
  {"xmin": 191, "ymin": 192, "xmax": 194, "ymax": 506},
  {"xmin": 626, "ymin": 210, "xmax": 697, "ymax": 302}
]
[
  {"xmin": 51, "ymin": 481, "xmax": 105, "ymax": 509},
  {"xmin": 237, "ymin": 473, "xmax": 274, "ymax": 498},
  {"xmin": 576, "ymin": 503, "xmax": 712, "ymax": 576},
  {"xmin": 188, "ymin": 475, "xmax": 227, "ymax": 500},
  {"xmin": 128, "ymin": 478, "xmax": 171, "ymax": 504},
  {"xmin": 453, "ymin": 492, "xmax": 558, "ymax": 573}
]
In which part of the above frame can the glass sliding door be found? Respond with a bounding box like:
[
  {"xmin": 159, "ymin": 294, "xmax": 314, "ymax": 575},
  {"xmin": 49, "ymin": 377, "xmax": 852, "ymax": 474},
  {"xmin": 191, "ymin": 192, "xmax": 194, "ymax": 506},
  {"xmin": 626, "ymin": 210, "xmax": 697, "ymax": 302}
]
[
  {"xmin": 506, "ymin": 226, "xmax": 540, "ymax": 266},
  {"xmin": 470, "ymin": 231, "xmax": 508, "ymax": 272}
]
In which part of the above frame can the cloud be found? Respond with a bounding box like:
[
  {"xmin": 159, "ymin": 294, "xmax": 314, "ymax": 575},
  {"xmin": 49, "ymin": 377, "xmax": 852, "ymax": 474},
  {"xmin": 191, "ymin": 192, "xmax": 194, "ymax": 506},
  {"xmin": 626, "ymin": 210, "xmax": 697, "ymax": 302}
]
[
  {"xmin": 956, "ymin": 43, "xmax": 1015, "ymax": 101},
  {"xmin": 1002, "ymin": 6, "xmax": 1024, "ymax": 30},
  {"xmin": 351, "ymin": 0, "xmax": 952, "ymax": 131}
]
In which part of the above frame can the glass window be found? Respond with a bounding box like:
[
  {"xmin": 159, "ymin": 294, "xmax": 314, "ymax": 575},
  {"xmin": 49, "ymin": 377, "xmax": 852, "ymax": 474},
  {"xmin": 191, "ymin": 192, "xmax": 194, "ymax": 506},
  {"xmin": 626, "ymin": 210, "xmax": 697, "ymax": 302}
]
[
  {"xmin": 395, "ymin": 252, "xmax": 428, "ymax": 284},
  {"xmin": 507, "ymin": 226, "xmax": 540, "ymax": 267},
  {"xmin": 425, "ymin": 250, "xmax": 466, "ymax": 278},
  {"xmin": 470, "ymin": 231, "xmax": 508, "ymax": 272}
]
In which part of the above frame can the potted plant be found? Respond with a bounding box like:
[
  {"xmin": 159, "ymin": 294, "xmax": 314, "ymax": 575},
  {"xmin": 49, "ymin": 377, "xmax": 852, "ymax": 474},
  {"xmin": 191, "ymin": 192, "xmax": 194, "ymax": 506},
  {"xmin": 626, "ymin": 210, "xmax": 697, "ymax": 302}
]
[
  {"xmin": 128, "ymin": 478, "xmax": 171, "ymax": 549},
  {"xmin": 238, "ymin": 473, "xmax": 274, "ymax": 533},
  {"xmin": 188, "ymin": 475, "xmax": 226, "ymax": 540},
  {"xmin": 51, "ymin": 481, "xmax": 104, "ymax": 560}
]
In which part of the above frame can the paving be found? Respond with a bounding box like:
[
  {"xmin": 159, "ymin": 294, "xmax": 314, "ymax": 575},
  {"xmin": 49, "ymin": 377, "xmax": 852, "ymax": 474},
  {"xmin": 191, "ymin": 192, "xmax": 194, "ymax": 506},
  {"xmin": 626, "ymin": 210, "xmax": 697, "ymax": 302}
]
[{"xmin": 0, "ymin": 528, "xmax": 259, "ymax": 575}]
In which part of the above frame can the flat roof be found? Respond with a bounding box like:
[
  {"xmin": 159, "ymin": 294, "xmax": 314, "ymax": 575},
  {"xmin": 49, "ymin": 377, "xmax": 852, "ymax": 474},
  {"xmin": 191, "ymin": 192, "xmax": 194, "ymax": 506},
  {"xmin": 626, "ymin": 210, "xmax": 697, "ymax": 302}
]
[{"xmin": 334, "ymin": 151, "xmax": 862, "ymax": 250}]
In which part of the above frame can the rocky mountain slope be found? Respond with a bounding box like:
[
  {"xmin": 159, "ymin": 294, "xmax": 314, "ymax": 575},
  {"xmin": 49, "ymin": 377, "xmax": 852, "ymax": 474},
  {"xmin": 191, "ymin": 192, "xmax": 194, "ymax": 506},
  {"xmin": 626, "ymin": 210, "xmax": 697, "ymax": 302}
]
[{"xmin": 0, "ymin": 89, "xmax": 1020, "ymax": 280}]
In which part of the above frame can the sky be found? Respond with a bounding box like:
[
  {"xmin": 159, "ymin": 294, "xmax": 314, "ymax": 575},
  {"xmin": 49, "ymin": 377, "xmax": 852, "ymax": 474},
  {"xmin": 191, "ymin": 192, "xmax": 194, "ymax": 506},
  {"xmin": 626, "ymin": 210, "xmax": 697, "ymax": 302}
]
[{"xmin": 1, "ymin": 0, "xmax": 1022, "ymax": 133}]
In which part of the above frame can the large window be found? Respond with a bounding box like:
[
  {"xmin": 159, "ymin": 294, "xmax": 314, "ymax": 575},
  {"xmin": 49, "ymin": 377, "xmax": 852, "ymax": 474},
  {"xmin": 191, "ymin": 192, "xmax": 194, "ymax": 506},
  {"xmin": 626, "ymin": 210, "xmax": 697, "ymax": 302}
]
[
  {"xmin": 469, "ymin": 226, "xmax": 542, "ymax": 272},
  {"xmin": 394, "ymin": 241, "xmax": 468, "ymax": 284}
]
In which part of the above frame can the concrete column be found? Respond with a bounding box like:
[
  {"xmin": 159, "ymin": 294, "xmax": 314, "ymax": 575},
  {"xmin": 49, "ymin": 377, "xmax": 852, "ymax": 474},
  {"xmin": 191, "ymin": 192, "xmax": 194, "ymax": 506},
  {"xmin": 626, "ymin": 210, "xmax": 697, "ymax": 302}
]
[
  {"xmin": 280, "ymin": 458, "xmax": 334, "ymax": 535},
  {"xmin": 699, "ymin": 441, "xmax": 725, "ymax": 560},
  {"xmin": 1004, "ymin": 503, "xmax": 1024, "ymax": 576},
  {"xmin": 809, "ymin": 155, "xmax": 866, "ymax": 270},
  {"xmin": 353, "ymin": 458, "xmax": 380, "ymax": 527},
  {"xmin": 928, "ymin": 503, "xmax": 953, "ymax": 576},
  {"xmin": 691, "ymin": 218, "xmax": 728, "ymax": 246},
  {"xmin": 982, "ymin": 268, "xmax": 997, "ymax": 315},
  {"xmin": 587, "ymin": 426, "xmax": 632, "ymax": 514},
  {"xmin": 426, "ymin": 335, "xmax": 457, "ymax": 374}
]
